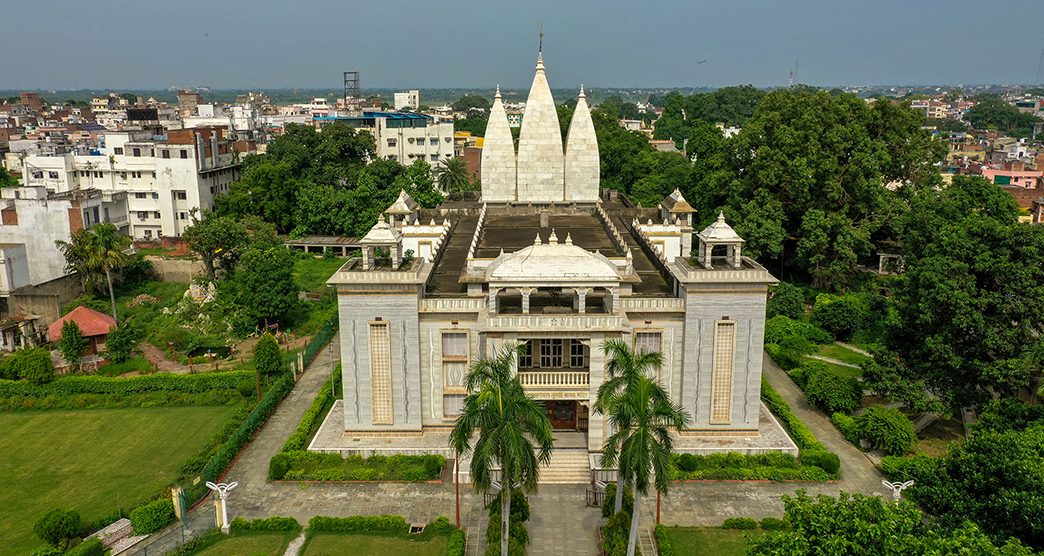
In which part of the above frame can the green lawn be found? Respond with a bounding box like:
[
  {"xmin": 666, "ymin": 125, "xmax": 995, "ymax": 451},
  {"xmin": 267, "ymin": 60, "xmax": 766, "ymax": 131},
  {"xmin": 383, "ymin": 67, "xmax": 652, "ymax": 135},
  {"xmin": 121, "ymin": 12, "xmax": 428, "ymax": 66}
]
[
  {"xmin": 193, "ymin": 532, "xmax": 294, "ymax": 556},
  {"xmin": 664, "ymin": 526, "xmax": 761, "ymax": 556},
  {"xmin": 817, "ymin": 343, "xmax": 870, "ymax": 366},
  {"xmin": 293, "ymin": 257, "xmax": 348, "ymax": 293},
  {"xmin": 0, "ymin": 406, "xmax": 238, "ymax": 554},
  {"xmin": 303, "ymin": 532, "xmax": 449, "ymax": 556}
]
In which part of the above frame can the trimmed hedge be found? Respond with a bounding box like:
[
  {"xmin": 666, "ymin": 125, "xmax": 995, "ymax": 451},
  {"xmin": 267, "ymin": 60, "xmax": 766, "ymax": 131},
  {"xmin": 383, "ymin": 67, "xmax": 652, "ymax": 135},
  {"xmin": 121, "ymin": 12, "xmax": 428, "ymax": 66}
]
[
  {"xmin": 601, "ymin": 482, "xmax": 635, "ymax": 518},
  {"xmin": 0, "ymin": 371, "xmax": 255, "ymax": 397},
  {"xmin": 761, "ymin": 378, "xmax": 841, "ymax": 478},
  {"xmin": 281, "ymin": 365, "xmax": 340, "ymax": 453},
  {"xmin": 760, "ymin": 517, "xmax": 787, "ymax": 530},
  {"xmin": 130, "ymin": 498, "xmax": 176, "ymax": 534},
  {"xmin": 307, "ymin": 514, "xmax": 409, "ymax": 534},
  {"xmin": 804, "ymin": 369, "xmax": 861, "ymax": 414},
  {"xmin": 672, "ymin": 452, "xmax": 830, "ymax": 481},
  {"xmin": 879, "ymin": 454, "xmax": 940, "ymax": 482},
  {"xmin": 723, "ymin": 517, "xmax": 759, "ymax": 530},
  {"xmin": 229, "ymin": 516, "xmax": 301, "ymax": 533},
  {"xmin": 654, "ymin": 524, "xmax": 673, "ymax": 556},
  {"xmin": 448, "ymin": 528, "xmax": 466, "ymax": 556},
  {"xmin": 602, "ymin": 510, "xmax": 638, "ymax": 556},
  {"xmin": 831, "ymin": 412, "xmax": 860, "ymax": 444},
  {"xmin": 276, "ymin": 452, "xmax": 445, "ymax": 481},
  {"xmin": 487, "ymin": 489, "xmax": 530, "ymax": 556}
]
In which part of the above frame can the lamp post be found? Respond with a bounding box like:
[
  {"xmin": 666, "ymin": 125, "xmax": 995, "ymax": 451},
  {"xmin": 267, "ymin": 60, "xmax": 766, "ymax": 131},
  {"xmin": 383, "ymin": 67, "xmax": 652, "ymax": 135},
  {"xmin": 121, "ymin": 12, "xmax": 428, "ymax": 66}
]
[
  {"xmin": 881, "ymin": 479, "xmax": 914, "ymax": 501},
  {"xmin": 205, "ymin": 481, "xmax": 239, "ymax": 533}
]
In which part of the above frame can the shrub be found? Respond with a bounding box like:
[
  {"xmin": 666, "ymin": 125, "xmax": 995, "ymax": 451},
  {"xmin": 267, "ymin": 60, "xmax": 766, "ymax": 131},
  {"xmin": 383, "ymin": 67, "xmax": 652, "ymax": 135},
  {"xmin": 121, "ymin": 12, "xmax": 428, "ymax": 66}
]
[
  {"xmin": 65, "ymin": 538, "xmax": 105, "ymax": 556},
  {"xmin": 269, "ymin": 452, "xmax": 290, "ymax": 480},
  {"xmin": 34, "ymin": 508, "xmax": 81, "ymax": 549},
  {"xmin": 601, "ymin": 482, "xmax": 635, "ymax": 518},
  {"xmin": 765, "ymin": 315, "xmax": 833, "ymax": 345},
  {"xmin": 768, "ymin": 282, "xmax": 805, "ymax": 319},
  {"xmin": 428, "ymin": 516, "xmax": 453, "ymax": 532},
  {"xmin": 130, "ymin": 499, "xmax": 175, "ymax": 534},
  {"xmin": 58, "ymin": 321, "xmax": 89, "ymax": 364},
  {"xmin": 879, "ymin": 454, "xmax": 940, "ymax": 482},
  {"xmin": 254, "ymin": 333, "xmax": 284, "ymax": 380},
  {"xmin": 307, "ymin": 514, "xmax": 409, "ymax": 533},
  {"xmin": 602, "ymin": 510, "xmax": 636, "ymax": 556},
  {"xmin": 804, "ymin": 369, "xmax": 861, "ymax": 414},
  {"xmin": 677, "ymin": 453, "xmax": 698, "ymax": 472},
  {"xmin": 447, "ymin": 528, "xmax": 466, "ymax": 556},
  {"xmin": 761, "ymin": 379, "xmax": 820, "ymax": 451},
  {"xmin": 486, "ymin": 513, "xmax": 529, "ymax": 547},
  {"xmin": 654, "ymin": 524, "xmax": 673, "ymax": 556},
  {"xmin": 831, "ymin": 412, "xmax": 860, "ymax": 444},
  {"xmin": 105, "ymin": 325, "xmax": 137, "ymax": 364},
  {"xmin": 12, "ymin": 348, "xmax": 56, "ymax": 384},
  {"xmin": 723, "ymin": 517, "xmax": 759, "ymax": 529},
  {"xmin": 488, "ymin": 488, "xmax": 531, "ymax": 524},
  {"xmin": 855, "ymin": 406, "xmax": 915, "ymax": 455},
  {"xmin": 974, "ymin": 398, "xmax": 1044, "ymax": 433},
  {"xmin": 760, "ymin": 517, "xmax": 787, "ymax": 530},
  {"xmin": 811, "ymin": 295, "xmax": 870, "ymax": 340},
  {"xmin": 800, "ymin": 449, "xmax": 840, "ymax": 475},
  {"xmin": 29, "ymin": 547, "xmax": 64, "ymax": 556}
]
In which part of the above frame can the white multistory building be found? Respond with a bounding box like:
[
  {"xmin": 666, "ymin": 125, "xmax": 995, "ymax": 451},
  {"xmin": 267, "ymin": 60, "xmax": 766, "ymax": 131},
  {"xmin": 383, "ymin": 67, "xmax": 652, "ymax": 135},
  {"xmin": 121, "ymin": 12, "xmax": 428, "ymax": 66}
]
[
  {"xmin": 394, "ymin": 90, "xmax": 421, "ymax": 111},
  {"xmin": 19, "ymin": 127, "xmax": 250, "ymax": 239},
  {"xmin": 315, "ymin": 112, "xmax": 454, "ymax": 166}
]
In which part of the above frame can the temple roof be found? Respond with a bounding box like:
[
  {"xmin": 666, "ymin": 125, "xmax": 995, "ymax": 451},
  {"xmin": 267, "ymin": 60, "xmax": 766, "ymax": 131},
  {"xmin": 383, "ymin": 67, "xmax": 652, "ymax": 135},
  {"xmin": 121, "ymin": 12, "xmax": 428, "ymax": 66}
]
[
  {"xmin": 360, "ymin": 219, "xmax": 401, "ymax": 245},
  {"xmin": 486, "ymin": 230, "xmax": 620, "ymax": 283},
  {"xmin": 698, "ymin": 212, "xmax": 744, "ymax": 243},
  {"xmin": 662, "ymin": 188, "xmax": 696, "ymax": 213},
  {"xmin": 384, "ymin": 189, "xmax": 418, "ymax": 215}
]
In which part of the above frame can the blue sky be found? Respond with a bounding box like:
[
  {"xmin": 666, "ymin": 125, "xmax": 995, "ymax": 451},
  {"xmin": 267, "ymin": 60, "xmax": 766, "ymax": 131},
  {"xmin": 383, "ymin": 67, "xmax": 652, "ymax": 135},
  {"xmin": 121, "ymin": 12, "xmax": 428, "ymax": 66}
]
[{"xmin": 2, "ymin": 0, "xmax": 1040, "ymax": 89}]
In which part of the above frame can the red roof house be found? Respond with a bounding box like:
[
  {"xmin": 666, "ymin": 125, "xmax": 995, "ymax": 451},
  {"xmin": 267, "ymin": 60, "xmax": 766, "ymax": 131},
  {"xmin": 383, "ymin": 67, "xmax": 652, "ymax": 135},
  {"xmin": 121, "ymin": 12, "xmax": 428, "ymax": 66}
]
[{"xmin": 47, "ymin": 306, "xmax": 117, "ymax": 355}]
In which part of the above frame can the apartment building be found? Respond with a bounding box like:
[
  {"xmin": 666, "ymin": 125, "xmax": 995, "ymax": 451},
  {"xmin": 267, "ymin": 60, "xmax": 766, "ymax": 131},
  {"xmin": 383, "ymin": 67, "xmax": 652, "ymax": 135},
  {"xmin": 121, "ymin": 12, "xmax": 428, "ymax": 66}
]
[
  {"xmin": 20, "ymin": 126, "xmax": 251, "ymax": 239},
  {"xmin": 314, "ymin": 112, "xmax": 454, "ymax": 166}
]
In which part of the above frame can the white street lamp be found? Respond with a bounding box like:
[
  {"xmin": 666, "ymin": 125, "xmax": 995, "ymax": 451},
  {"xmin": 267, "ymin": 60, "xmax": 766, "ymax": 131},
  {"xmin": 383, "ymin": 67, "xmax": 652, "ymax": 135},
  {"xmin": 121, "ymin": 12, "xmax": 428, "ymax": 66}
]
[
  {"xmin": 205, "ymin": 481, "xmax": 239, "ymax": 532},
  {"xmin": 881, "ymin": 479, "xmax": 914, "ymax": 501}
]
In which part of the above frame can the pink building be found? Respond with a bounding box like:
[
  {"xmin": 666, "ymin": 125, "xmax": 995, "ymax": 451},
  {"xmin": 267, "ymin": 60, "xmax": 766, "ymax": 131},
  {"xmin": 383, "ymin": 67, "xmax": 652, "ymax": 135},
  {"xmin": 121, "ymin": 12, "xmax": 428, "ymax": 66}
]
[{"xmin": 982, "ymin": 168, "xmax": 1043, "ymax": 189}]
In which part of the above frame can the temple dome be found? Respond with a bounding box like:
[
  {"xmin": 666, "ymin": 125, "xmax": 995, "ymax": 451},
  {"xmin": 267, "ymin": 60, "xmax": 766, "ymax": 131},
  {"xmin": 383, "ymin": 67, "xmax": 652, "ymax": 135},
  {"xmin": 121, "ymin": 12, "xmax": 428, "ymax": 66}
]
[{"xmin": 486, "ymin": 231, "xmax": 620, "ymax": 283}]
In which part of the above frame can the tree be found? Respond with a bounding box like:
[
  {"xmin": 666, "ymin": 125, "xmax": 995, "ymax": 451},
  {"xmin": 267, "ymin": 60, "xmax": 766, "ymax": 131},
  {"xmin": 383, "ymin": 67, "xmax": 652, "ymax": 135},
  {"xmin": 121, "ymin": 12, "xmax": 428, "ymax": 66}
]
[
  {"xmin": 450, "ymin": 344, "xmax": 553, "ymax": 556},
  {"xmin": 870, "ymin": 176, "xmax": 1044, "ymax": 408},
  {"xmin": 224, "ymin": 246, "xmax": 298, "ymax": 329},
  {"xmin": 609, "ymin": 374, "xmax": 689, "ymax": 556},
  {"xmin": 105, "ymin": 324, "xmax": 136, "ymax": 364},
  {"xmin": 595, "ymin": 339, "xmax": 665, "ymax": 514},
  {"xmin": 0, "ymin": 168, "xmax": 19, "ymax": 188},
  {"xmin": 435, "ymin": 157, "xmax": 473, "ymax": 194},
  {"xmin": 767, "ymin": 282, "xmax": 804, "ymax": 320},
  {"xmin": 451, "ymin": 94, "xmax": 490, "ymax": 114},
  {"xmin": 454, "ymin": 116, "xmax": 488, "ymax": 137},
  {"xmin": 748, "ymin": 491, "xmax": 1032, "ymax": 555},
  {"xmin": 181, "ymin": 210, "xmax": 249, "ymax": 281},
  {"xmin": 964, "ymin": 96, "xmax": 1041, "ymax": 137},
  {"xmin": 5, "ymin": 348, "xmax": 55, "ymax": 384},
  {"xmin": 34, "ymin": 509, "xmax": 81, "ymax": 549},
  {"xmin": 56, "ymin": 223, "xmax": 131, "ymax": 322},
  {"xmin": 253, "ymin": 333, "xmax": 283, "ymax": 381},
  {"xmin": 57, "ymin": 321, "xmax": 88, "ymax": 365}
]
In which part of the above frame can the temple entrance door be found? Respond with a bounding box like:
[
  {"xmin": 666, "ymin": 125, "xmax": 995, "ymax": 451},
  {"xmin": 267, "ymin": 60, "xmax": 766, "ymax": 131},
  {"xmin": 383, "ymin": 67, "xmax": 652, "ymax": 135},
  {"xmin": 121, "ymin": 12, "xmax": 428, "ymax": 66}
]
[{"xmin": 546, "ymin": 400, "xmax": 578, "ymax": 430}]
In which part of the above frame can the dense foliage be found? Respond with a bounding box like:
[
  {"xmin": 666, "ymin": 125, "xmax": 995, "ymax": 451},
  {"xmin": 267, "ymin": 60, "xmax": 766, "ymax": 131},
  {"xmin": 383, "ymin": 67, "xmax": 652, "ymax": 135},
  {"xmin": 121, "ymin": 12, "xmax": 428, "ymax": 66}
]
[
  {"xmin": 748, "ymin": 491, "xmax": 1032, "ymax": 555},
  {"xmin": 761, "ymin": 379, "xmax": 840, "ymax": 477},
  {"xmin": 216, "ymin": 123, "xmax": 443, "ymax": 238},
  {"xmin": 866, "ymin": 176, "xmax": 1044, "ymax": 409},
  {"xmin": 274, "ymin": 452, "xmax": 445, "ymax": 481},
  {"xmin": 129, "ymin": 498, "xmax": 175, "ymax": 534},
  {"xmin": 766, "ymin": 282, "xmax": 804, "ymax": 320},
  {"xmin": 0, "ymin": 348, "xmax": 56, "ymax": 384},
  {"xmin": 854, "ymin": 406, "xmax": 915, "ymax": 455},
  {"xmin": 57, "ymin": 321, "xmax": 88, "ymax": 365},
  {"xmin": 104, "ymin": 324, "xmax": 136, "ymax": 364},
  {"xmin": 964, "ymin": 95, "xmax": 1042, "ymax": 137},
  {"xmin": 672, "ymin": 452, "xmax": 829, "ymax": 481},
  {"xmin": 33, "ymin": 509, "xmax": 81, "ymax": 549}
]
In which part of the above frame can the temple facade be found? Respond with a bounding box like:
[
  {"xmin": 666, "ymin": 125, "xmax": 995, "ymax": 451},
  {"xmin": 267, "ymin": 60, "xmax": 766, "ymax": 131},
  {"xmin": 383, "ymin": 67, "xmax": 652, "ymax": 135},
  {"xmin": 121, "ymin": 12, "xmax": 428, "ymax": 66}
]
[{"xmin": 316, "ymin": 48, "xmax": 792, "ymax": 477}]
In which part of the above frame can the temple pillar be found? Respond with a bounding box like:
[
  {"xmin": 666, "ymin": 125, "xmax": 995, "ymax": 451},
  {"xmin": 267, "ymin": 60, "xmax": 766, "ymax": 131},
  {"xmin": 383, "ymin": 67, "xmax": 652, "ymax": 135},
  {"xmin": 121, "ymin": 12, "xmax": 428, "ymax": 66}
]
[
  {"xmin": 521, "ymin": 288, "xmax": 535, "ymax": 315},
  {"xmin": 488, "ymin": 287, "xmax": 500, "ymax": 314},
  {"xmin": 577, "ymin": 288, "xmax": 589, "ymax": 314}
]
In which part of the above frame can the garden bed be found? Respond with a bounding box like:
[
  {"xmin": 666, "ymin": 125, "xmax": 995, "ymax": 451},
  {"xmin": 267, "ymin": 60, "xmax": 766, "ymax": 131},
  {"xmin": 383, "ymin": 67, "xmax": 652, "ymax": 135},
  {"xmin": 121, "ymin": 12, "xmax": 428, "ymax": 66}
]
[{"xmin": 274, "ymin": 452, "xmax": 446, "ymax": 482}]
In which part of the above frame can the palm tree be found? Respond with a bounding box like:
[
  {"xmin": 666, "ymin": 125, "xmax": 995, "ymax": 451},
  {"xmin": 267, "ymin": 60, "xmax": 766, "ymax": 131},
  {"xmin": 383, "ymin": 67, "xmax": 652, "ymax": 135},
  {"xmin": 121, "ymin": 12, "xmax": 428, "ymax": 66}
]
[
  {"xmin": 435, "ymin": 157, "xmax": 473, "ymax": 194},
  {"xmin": 595, "ymin": 339, "xmax": 665, "ymax": 514},
  {"xmin": 55, "ymin": 223, "xmax": 130, "ymax": 322},
  {"xmin": 450, "ymin": 344, "xmax": 554, "ymax": 556},
  {"xmin": 607, "ymin": 375, "xmax": 689, "ymax": 556}
]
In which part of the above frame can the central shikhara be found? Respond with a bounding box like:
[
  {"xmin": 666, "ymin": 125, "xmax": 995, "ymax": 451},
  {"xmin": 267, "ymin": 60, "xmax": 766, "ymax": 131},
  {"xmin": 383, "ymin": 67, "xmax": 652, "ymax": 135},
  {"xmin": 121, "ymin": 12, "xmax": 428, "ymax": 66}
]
[{"xmin": 315, "ymin": 47, "xmax": 793, "ymax": 477}]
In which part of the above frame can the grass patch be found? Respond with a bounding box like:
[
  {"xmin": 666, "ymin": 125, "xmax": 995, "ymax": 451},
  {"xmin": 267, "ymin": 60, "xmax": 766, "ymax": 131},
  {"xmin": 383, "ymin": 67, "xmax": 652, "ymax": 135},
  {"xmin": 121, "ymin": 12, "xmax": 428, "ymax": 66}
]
[
  {"xmin": 303, "ymin": 531, "xmax": 448, "ymax": 556},
  {"xmin": 293, "ymin": 257, "xmax": 347, "ymax": 293},
  {"xmin": 914, "ymin": 417, "xmax": 964, "ymax": 457},
  {"xmin": 0, "ymin": 406, "xmax": 238, "ymax": 555},
  {"xmin": 280, "ymin": 452, "xmax": 445, "ymax": 481},
  {"xmin": 663, "ymin": 526, "xmax": 761, "ymax": 556},
  {"xmin": 817, "ymin": 343, "xmax": 869, "ymax": 366},
  {"xmin": 97, "ymin": 356, "xmax": 153, "ymax": 376},
  {"xmin": 192, "ymin": 532, "xmax": 294, "ymax": 556}
]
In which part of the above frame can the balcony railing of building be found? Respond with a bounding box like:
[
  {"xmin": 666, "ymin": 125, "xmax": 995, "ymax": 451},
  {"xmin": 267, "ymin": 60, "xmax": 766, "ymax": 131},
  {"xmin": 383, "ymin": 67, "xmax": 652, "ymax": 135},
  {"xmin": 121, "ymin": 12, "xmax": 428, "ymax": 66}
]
[{"xmin": 517, "ymin": 370, "xmax": 590, "ymax": 388}]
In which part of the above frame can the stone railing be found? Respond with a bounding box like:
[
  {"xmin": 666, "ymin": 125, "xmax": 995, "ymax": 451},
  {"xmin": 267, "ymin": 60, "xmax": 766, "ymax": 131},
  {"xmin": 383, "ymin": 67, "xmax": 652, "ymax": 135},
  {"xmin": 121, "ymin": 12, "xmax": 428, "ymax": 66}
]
[
  {"xmin": 618, "ymin": 297, "xmax": 685, "ymax": 312},
  {"xmin": 465, "ymin": 203, "xmax": 487, "ymax": 260},
  {"xmin": 517, "ymin": 370, "xmax": 590, "ymax": 388},
  {"xmin": 418, "ymin": 297, "xmax": 485, "ymax": 313},
  {"xmin": 486, "ymin": 314, "xmax": 623, "ymax": 330},
  {"xmin": 595, "ymin": 201, "xmax": 629, "ymax": 254}
]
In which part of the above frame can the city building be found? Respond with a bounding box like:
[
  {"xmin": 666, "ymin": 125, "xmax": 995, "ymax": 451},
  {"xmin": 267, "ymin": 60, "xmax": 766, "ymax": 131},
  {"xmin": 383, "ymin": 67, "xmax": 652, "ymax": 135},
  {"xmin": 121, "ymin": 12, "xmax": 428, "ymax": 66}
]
[
  {"xmin": 315, "ymin": 112, "xmax": 454, "ymax": 166},
  {"xmin": 314, "ymin": 47, "xmax": 790, "ymax": 480},
  {"xmin": 19, "ymin": 126, "xmax": 251, "ymax": 239},
  {"xmin": 394, "ymin": 90, "xmax": 421, "ymax": 111}
]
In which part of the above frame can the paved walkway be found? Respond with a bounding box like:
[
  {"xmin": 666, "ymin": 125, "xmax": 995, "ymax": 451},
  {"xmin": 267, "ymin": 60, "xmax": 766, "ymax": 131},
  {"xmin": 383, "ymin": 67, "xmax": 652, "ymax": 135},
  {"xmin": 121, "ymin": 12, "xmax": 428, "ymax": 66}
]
[{"xmin": 808, "ymin": 354, "xmax": 862, "ymax": 369}]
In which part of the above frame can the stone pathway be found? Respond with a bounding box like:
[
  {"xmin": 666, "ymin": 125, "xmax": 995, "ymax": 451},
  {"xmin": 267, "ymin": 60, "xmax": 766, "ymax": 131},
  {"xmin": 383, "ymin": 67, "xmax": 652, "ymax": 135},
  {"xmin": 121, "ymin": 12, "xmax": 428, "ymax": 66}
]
[
  {"xmin": 283, "ymin": 531, "xmax": 306, "ymax": 556},
  {"xmin": 807, "ymin": 354, "xmax": 862, "ymax": 369},
  {"xmin": 836, "ymin": 341, "xmax": 871, "ymax": 357}
]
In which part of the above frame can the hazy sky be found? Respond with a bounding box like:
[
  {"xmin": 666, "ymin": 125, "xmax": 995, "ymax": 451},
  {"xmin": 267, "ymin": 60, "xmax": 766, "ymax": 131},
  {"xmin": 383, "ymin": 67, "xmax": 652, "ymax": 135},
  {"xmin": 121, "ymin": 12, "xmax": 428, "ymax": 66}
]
[{"xmin": 3, "ymin": 0, "xmax": 1041, "ymax": 90}]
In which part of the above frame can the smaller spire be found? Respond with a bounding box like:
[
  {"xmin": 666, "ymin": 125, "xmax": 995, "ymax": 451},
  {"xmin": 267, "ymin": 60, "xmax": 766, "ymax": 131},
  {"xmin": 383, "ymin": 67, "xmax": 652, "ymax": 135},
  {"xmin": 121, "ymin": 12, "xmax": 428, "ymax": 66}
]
[
  {"xmin": 579, "ymin": 84, "xmax": 585, "ymax": 98},
  {"xmin": 495, "ymin": 84, "xmax": 502, "ymax": 99},
  {"xmin": 534, "ymin": 233, "xmax": 542, "ymax": 246},
  {"xmin": 548, "ymin": 228, "xmax": 558, "ymax": 244},
  {"xmin": 717, "ymin": 211, "xmax": 726, "ymax": 223},
  {"xmin": 565, "ymin": 232, "xmax": 573, "ymax": 245}
]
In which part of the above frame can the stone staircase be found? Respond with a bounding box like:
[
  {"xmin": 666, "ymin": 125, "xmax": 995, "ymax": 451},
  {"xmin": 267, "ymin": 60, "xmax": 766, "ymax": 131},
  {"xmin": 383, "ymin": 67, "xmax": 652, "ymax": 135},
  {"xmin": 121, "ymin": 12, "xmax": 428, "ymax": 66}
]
[{"xmin": 540, "ymin": 449, "xmax": 591, "ymax": 484}]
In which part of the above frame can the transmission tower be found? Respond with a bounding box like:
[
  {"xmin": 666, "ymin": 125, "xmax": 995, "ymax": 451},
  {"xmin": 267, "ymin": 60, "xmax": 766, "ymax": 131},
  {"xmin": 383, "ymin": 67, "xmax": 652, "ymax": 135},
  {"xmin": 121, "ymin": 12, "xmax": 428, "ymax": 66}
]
[{"xmin": 343, "ymin": 70, "xmax": 360, "ymax": 111}]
